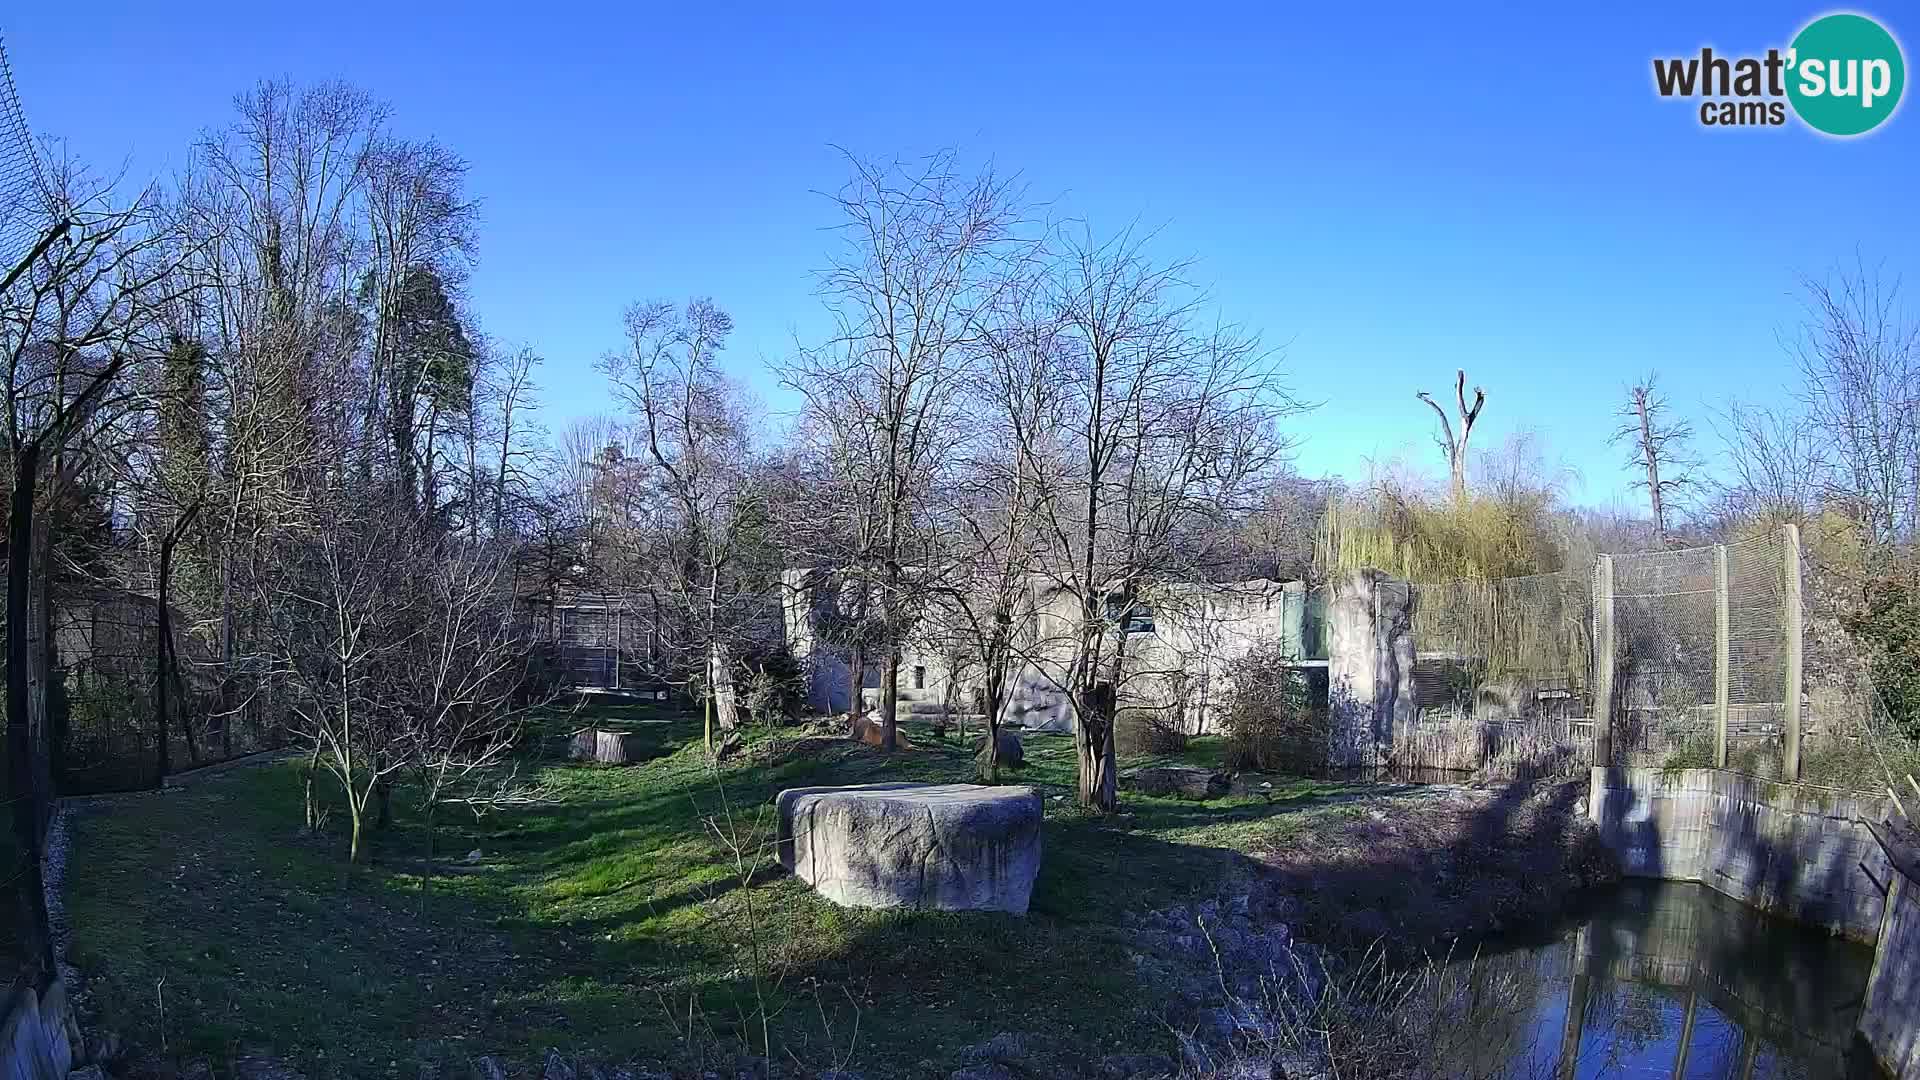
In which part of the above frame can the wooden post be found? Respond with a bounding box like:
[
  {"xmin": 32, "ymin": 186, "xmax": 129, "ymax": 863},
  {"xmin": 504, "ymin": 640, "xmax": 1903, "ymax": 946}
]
[
  {"xmin": 612, "ymin": 606, "xmax": 622, "ymax": 690},
  {"xmin": 1714, "ymin": 545, "xmax": 1730, "ymax": 769},
  {"xmin": 1783, "ymin": 523, "xmax": 1804, "ymax": 781},
  {"xmin": 1594, "ymin": 555, "xmax": 1616, "ymax": 768},
  {"xmin": 1557, "ymin": 972, "xmax": 1590, "ymax": 1080},
  {"xmin": 1670, "ymin": 989, "xmax": 1699, "ymax": 1079}
]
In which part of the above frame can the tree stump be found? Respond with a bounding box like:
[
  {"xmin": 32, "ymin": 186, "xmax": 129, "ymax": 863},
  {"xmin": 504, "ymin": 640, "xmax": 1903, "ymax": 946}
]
[{"xmin": 568, "ymin": 729, "xmax": 649, "ymax": 764}]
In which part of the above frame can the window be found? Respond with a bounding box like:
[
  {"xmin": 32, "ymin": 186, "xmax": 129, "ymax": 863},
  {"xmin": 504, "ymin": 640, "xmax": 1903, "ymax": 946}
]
[
  {"xmin": 913, "ymin": 665, "xmax": 927, "ymax": 690},
  {"xmin": 1106, "ymin": 598, "xmax": 1154, "ymax": 634}
]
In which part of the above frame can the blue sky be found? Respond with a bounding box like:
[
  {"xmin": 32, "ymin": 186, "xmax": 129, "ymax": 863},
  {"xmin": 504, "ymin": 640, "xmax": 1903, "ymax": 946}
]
[{"xmin": 7, "ymin": 2, "xmax": 1916, "ymax": 507}]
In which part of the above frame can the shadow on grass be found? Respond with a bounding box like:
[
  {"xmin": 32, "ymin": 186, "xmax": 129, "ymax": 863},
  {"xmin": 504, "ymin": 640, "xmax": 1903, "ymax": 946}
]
[{"xmin": 58, "ymin": 699, "xmax": 1636, "ymax": 1077}]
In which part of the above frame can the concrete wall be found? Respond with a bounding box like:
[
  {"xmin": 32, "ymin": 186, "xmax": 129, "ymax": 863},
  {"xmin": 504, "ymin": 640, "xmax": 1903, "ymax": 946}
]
[
  {"xmin": 781, "ymin": 569, "xmax": 1324, "ymax": 735},
  {"xmin": 1861, "ymin": 839, "xmax": 1920, "ymax": 1079},
  {"xmin": 1592, "ymin": 768, "xmax": 1920, "ymax": 1076},
  {"xmin": 0, "ymin": 976, "xmax": 77, "ymax": 1080},
  {"xmin": 1589, "ymin": 767, "xmax": 1891, "ymax": 941}
]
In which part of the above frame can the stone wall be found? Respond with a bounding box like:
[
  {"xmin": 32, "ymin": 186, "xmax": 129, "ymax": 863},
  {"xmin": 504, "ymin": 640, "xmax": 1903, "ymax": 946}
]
[
  {"xmin": 1588, "ymin": 767, "xmax": 1891, "ymax": 941},
  {"xmin": 0, "ymin": 976, "xmax": 77, "ymax": 1080},
  {"xmin": 1860, "ymin": 833, "xmax": 1920, "ymax": 1079}
]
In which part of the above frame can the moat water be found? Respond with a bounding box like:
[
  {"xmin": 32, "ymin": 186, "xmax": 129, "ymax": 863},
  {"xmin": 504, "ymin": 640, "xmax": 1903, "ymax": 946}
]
[{"xmin": 1444, "ymin": 881, "xmax": 1881, "ymax": 1079}]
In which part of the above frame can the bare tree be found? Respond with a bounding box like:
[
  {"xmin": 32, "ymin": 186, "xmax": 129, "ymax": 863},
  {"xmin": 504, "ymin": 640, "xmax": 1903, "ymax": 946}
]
[
  {"xmin": 256, "ymin": 483, "xmax": 414, "ymax": 862},
  {"xmin": 777, "ymin": 416, "xmax": 886, "ymax": 717},
  {"xmin": 1005, "ymin": 228, "xmax": 1303, "ymax": 810},
  {"xmin": 785, "ymin": 150, "xmax": 1027, "ymax": 752},
  {"xmin": 1610, "ymin": 373, "xmax": 1698, "ymax": 546},
  {"xmin": 392, "ymin": 538, "xmax": 547, "ymax": 889},
  {"xmin": 176, "ymin": 79, "xmax": 386, "ymax": 754},
  {"xmin": 485, "ymin": 344, "xmax": 543, "ymax": 535},
  {"xmin": 599, "ymin": 298, "xmax": 769, "ymax": 752},
  {"xmin": 1417, "ymin": 369, "xmax": 1485, "ymax": 502},
  {"xmin": 1791, "ymin": 265, "xmax": 1920, "ymax": 550},
  {"xmin": 923, "ymin": 338, "xmax": 1048, "ymax": 776},
  {"xmin": 1, "ymin": 172, "xmax": 188, "ymax": 983},
  {"xmin": 1710, "ymin": 397, "xmax": 1821, "ymax": 523}
]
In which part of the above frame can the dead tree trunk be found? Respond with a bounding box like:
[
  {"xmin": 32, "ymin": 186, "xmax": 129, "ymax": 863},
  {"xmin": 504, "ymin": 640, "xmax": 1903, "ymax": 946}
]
[
  {"xmin": 1636, "ymin": 389, "xmax": 1666, "ymax": 543},
  {"xmin": 1417, "ymin": 370, "xmax": 1486, "ymax": 502}
]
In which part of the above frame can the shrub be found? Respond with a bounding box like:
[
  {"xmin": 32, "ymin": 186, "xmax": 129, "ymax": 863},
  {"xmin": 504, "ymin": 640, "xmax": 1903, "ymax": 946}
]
[
  {"xmin": 741, "ymin": 651, "xmax": 807, "ymax": 727},
  {"xmin": 1843, "ymin": 574, "xmax": 1920, "ymax": 741},
  {"xmin": 1218, "ymin": 640, "xmax": 1325, "ymax": 773},
  {"xmin": 1116, "ymin": 705, "xmax": 1188, "ymax": 756}
]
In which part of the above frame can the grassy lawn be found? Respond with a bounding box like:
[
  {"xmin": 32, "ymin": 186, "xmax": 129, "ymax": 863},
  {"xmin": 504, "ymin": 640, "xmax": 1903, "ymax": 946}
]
[{"xmin": 63, "ymin": 701, "xmax": 1395, "ymax": 1078}]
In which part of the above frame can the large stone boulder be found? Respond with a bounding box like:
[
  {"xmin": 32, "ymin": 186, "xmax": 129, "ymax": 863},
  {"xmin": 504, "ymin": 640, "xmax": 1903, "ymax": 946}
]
[
  {"xmin": 775, "ymin": 783, "xmax": 1043, "ymax": 913},
  {"xmin": 1122, "ymin": 765, "xmax": 1229, "ymax": 799}
]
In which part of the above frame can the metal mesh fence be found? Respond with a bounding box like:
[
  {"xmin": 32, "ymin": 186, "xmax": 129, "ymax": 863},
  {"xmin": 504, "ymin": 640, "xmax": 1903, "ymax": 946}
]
[
  {"xmin": 1391, "ymin": 528, "xmax": 1802, "ymax": 775},
  {"xmin": 0, "ymin": 38, "xmax": 49, "ymax": 269},
  {"xmin": 1608, "ymin": 545, "xmax": 1719, "ymax": 759},
  {"xmin": 1726, "ymin": 532, "xmax": 1790, "ymax": 760},
  {"xmin": 1404, "ymin": 571, "xmax": 1593, "ymax": 774},
  {"xmin": 54, "ymin": 584, "xmax": 288, "ymax": 794},
  {"xmin": 526, "ymin": 596, "xmax": 662, "ymax": 691}
]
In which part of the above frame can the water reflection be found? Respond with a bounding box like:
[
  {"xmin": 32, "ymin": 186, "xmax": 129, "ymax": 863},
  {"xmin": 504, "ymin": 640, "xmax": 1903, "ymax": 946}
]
[{"xmin": 1443, "ymin": 881, "xmax": 1879, "ymax": 1079}]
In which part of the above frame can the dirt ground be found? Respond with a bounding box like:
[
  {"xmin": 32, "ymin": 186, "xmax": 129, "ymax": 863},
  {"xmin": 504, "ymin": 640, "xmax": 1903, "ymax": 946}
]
[{"xmin": 1246, "ymin": 777, "xmax": 1618, "ymax": 955}]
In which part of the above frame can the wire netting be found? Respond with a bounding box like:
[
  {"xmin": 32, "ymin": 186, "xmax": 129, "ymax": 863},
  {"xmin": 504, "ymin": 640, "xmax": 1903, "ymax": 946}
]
[
  {"xmin": 528, "ymin": 596, "xmax": 661, "ymax": 691},
  {"xmin": 1403, "ymin": 570, "xmax": 1593, "ymax": 774},
  {"xmin": 1608, "ymin": 545, "xmax": 1719, "ymax": 759},
  {"xmin": 1390, "ymin": 530, "xmax": 1800, "ymax": 774},
  {"xmin": 1725, "ymin": 532, "xmax": 1788, "ymax": 729},
  {"xmin": 55, "ymin": 585, "xmax": 289, "ymax": 794},
  {"xmin": 0, "ymin": 37, "xmax": 51, "ymax": 270}
]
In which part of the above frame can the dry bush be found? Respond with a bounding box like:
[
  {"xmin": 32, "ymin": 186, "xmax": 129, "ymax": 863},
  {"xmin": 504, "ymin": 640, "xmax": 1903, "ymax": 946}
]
[
  {"xmin": 1217, "ymin": 641, "xmax": 1324, "ymax": 773},
  {"xmin": 1181, "ymin": 943, "xmax": 1554, "ymax": 1080},
  {"xmin": 1117, "ymin": 705, "xmax": 1189, "ymax": 756}
]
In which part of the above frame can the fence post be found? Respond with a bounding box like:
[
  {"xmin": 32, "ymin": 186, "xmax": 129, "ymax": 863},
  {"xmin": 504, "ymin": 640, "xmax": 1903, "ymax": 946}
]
[
  {"xmin": 1593, "ymin": 554, "xmax": 1615, "ymax": 768},
  {"xmin": 1714, "ymin": 544, "xmax": 1730, "ymax": 769},
  {"xmin": 1783, "ymin": 523, "xmax": 1803, "ymax": 781}
]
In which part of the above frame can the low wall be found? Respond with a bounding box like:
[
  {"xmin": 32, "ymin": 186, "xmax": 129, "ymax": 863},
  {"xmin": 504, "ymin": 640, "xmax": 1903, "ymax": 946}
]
[
  {"xmin": 1591, "ymin": 767, "xmax": 1920, "ymax": 1078},
  {"xmin": 1588, "ymin": 767, "xmax": 1890, "ymax": 941},
  {"xmin": 1860, "ymin": 830, "xmax": 1920, "ymax": 1079},
  {"xmin": 0, "ymin": 975, "xmax": 77, "ymax": 1080}
]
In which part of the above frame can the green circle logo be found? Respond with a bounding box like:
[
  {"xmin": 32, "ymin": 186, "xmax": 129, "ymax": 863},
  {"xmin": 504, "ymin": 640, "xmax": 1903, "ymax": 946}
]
[{"xmin": 1787, "ymin": 13, "xmax": 1906, "ymax": 136}]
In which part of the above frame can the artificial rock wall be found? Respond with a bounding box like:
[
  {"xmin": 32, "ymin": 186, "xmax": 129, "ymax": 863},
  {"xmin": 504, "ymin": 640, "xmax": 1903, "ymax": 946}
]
[{"xmin": 1326, "ymin": 568, "xmax": 1415, "ymax": 768}]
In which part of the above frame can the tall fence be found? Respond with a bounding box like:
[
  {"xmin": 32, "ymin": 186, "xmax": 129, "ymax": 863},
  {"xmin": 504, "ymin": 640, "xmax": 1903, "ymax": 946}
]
[
  {"xmin": 54, "ymin": 583, "xmax": 288, "ymax": 795},
  {"xmin": 523, "ymin": 595, "xmax": 662, "ymax": 691},
  {"xmin": 1396, "ymin": 525, "xmax": 1808, "ymax": 778}
]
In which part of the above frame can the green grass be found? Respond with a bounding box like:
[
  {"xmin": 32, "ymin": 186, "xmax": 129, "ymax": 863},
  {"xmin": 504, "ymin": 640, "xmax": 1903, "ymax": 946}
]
[{"xmin": 63, "ymin": 704, "xmax": 1382, "ymax": 1078}]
